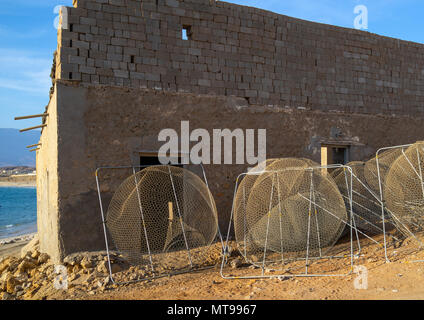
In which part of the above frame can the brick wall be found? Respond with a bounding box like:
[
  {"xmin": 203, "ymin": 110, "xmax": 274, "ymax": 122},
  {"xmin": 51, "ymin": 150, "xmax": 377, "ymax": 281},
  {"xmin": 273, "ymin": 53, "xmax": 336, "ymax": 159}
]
[{"xmin": 56, "ymin": 0, "xmax": 424, "ymax": 116}]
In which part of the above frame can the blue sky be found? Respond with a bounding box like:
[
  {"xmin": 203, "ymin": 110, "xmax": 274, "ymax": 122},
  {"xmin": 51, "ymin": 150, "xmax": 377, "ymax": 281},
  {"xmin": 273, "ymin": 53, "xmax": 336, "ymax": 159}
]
[{"xmin": 1, "ymin": 0, "xmax": 424, "ymax": 129}]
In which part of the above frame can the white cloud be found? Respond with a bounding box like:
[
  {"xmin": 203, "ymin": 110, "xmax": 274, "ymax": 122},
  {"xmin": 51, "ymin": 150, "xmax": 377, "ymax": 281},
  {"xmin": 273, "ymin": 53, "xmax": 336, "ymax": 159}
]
[{"xmin": 0, "ymin": 49, "xmax": 52, "ymax": 95}]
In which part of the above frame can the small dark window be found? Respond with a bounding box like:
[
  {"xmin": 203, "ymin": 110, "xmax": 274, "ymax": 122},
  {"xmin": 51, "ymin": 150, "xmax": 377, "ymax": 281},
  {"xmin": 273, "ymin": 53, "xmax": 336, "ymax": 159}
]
[
  {"xmin": 321, "ymin": 145, "xmax": 350, "ymax": 166},
  {"xmin": 69, "ymin": 72, "xmax": 73, "ymax": 80},
  {"xmin": 130, "ymin": 55, "xmax": 135, "ymax": 63},
  {"xmin": 332, "ymin": 147, "xmax": 349, "ymax": 165},
  {"xmin": 70, "ymin": 24, "xmax": 74, "ymax": 32},
  {"xmin": 182, "ymin": 25, "xmax": 192, "ymax": 40},
  {"xmin": 140, "ymin": 153, "xmax": 183, "ymax": 169}
]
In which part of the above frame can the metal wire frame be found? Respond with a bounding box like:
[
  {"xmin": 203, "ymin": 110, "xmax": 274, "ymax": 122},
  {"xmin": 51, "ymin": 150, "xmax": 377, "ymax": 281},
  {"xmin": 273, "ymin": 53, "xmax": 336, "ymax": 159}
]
[
  {"xmin": 375, "ymin": 144, "xmax": 424, "ymax": 263},
  {"xmin": 95, "ymin": 163, "xmax": 224, "ymax": 286},
  {"xmin": 341, "ymin": 165, "xmax": 398, "ymax": 244},
  {"xmin": 220, "ymin": 164, "xmax": 368, "ymax": 280}
]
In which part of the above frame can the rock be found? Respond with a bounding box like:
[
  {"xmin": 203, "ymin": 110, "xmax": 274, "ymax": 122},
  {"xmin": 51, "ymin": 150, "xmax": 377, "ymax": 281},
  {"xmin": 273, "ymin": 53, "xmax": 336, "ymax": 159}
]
[
  {"xmin": 72, "ymin": 264, "xmax": 81, "ymax": 274},
  {"xmin": 63, "ymin": 253, "xmax": 84, "ymax": 266},
  {"xmin": 1, "ymin": 292, "xmax": 13, "ymax": 300},
  {"xmin": 31, "ymin": 250, "xmax": 40, "ymax": 259},
  {"xmin": 17, "ymin": 260, "xmax": 37, "ymax": 274},
  {"xmin": 16, "ymin": 290, "xmax": 25, "ymax": 298},
  {"xmin": 97, "ymin": 261, "xmax": 109, "ymax": 274},
  {"xmin": 80, "ymin": 257, "xmax": 93, "ymax": 269},
  {"xmin": 70, "ymin": 273, "xmax": 80, "ymax": 282},
  {"xmin": 38, "ymin": 253, "xmax": 49, "ymax": 265},
  {"xmin": 0, "ymin": 257, "xmax": 12, "ymax": 274},
  {"xmin": 20, "ymin": 234, "xmax": 39, "ymax": 259},
  {"xmin": 103, "ymin": 276, "xmax": 111, "ymax": 287},
  {"xmin": 230, "ymin": 258, "xmax": 242, "ymax": 269},
  {"xmin": 6, "ymin": 275, "xmax": 20, "ymax": 294}
]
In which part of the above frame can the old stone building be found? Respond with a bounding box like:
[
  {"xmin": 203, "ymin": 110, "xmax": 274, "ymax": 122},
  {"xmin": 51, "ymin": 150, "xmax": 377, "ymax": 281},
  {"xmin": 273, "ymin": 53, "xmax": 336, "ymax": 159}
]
[{"xmin": 37, "ymin": 0, "xmax": 424, "ymax": 262}]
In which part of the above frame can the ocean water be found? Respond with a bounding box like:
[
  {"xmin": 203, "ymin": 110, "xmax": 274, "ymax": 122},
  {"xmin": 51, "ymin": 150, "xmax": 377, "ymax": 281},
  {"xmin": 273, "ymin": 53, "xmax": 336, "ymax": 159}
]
[{"xmin": 0, "ymin": 187, "xmax": 37, "ymax": 239}]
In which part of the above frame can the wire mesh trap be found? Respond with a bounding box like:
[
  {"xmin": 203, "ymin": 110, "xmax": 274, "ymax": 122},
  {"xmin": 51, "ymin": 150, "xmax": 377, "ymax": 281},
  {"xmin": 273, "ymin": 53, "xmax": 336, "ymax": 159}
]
[
  {"xmin": 331, "ymin": 161, "xmax": 387, "ymax": 238},
  {"xmin": 221, "ymin": 160, "xmax": 360, "ymax": 279},
  {"xmin": 373, "ymin": 142, "xmax": 424, "ymax": 262},
  {"xmin": 95, "ymin": 164, "xmax": 223, "ymax": 285}
]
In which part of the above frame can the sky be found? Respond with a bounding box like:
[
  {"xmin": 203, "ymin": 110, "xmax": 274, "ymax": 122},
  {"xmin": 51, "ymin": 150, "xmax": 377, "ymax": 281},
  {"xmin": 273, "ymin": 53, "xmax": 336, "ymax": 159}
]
[{"xmin": 1, "ymin": 0, "xmax": 424, "ymax": 129}]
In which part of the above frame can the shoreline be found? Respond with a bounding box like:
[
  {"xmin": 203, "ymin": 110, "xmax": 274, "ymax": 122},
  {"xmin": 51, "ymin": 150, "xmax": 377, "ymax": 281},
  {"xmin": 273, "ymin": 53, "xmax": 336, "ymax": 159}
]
[
  {"xmin": 0, "ymin": 182, "xmax": 36, "ymax": 188},
  {"xmin": 0, "ymin": 232, "xmax": 36, "ymax": 259}
]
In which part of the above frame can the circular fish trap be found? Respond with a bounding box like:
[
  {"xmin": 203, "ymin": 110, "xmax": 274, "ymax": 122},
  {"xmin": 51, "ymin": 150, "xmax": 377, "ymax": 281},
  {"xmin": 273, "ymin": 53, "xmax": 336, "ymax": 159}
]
[
  {"xmin": 364, "ymin": 148, "xmax": 403, "ymax": 196},
  {"xmin": 106, "ymin": 166, "xmax": 219, "ymax": 267},
  {"xmin": 332, "ymin": 162, "xmax": 381, "ymax": 234},
  {"xmin": 385, "ymin": 142, "xmax": 424, "ymax": 234},
  {"xmin": 234, "ymin": 158, "xmax": 347, "ymax": 266}
]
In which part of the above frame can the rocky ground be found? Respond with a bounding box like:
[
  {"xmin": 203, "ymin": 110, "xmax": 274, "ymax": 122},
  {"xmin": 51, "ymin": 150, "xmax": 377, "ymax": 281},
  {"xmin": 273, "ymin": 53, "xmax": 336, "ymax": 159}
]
[{"xmin": 1, "ymin": 234, "xmax": 424, "ymax": 300}]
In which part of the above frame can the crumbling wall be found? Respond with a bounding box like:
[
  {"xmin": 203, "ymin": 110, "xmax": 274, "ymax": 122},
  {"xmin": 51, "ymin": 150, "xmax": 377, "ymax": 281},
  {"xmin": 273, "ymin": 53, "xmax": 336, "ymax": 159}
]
[
  {"xmin": 55, "ymin": 0, "xmax": 424, "ymax": 116},
  {"xmin": 36, "ymin": 85, "xmax": 61, "ymax": 262},
  {"xmin": 47, "ymin": 81, "xmax": 424, "ymax": 261}
]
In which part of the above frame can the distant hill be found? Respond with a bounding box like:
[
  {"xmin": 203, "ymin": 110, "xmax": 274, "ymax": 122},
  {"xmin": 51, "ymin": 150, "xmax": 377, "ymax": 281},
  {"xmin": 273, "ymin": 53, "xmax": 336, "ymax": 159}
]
[{"xmin": 0, "ymin": 128, "xmax": 40, "ymax": 167}]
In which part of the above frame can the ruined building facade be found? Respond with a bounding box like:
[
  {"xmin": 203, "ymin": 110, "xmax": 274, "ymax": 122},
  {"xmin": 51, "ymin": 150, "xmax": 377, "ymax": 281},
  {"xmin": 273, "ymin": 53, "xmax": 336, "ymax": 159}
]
[{"xmin": 37, "ymin": 0, "xmax": 424, "ymax": 262}]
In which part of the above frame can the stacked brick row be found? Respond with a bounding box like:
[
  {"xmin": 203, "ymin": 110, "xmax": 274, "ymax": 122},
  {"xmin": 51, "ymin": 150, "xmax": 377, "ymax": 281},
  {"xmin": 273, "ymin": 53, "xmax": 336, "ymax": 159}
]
[{"xmin": 55, "ymin": 0, "xmax": 424, "ymax": 116}]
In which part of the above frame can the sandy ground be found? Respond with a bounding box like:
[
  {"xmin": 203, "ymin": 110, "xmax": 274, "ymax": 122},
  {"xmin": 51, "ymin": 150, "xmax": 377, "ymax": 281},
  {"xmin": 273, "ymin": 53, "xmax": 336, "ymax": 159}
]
[
  {"xmin": 0, "ymin": 234, "xmax": 34, "ymax": 259},
  {"xmin": 34, "ymin": 233, "xmax": 424, "ymax": 301},
  {"xmin": 0, "ymin": 182, "xmax": 36, "ymax": 188},
  {"xmin": 3, "ymin": 232, "xmax": 424, "ymax": 300}
]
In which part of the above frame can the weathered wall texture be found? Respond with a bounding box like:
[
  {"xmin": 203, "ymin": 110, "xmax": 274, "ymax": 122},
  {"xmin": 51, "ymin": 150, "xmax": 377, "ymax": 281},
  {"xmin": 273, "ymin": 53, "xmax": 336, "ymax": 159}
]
[
  {"xmin": 56, "ymin": 0, "xmax": 424, "ymax": 116},
  {"xmin": 36, "ymin": 87, "xmax": 61, "ymax": 262},
  {"xmin": 42, "ymin": 81, "xmax": 424, "ymax": 261}
]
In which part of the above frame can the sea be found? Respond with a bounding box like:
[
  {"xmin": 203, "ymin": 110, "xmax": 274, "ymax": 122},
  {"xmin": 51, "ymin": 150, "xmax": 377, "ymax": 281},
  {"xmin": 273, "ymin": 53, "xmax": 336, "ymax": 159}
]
[{"xmin": 0, "ymin": 186, "xmax": 37, "ymax": 240}]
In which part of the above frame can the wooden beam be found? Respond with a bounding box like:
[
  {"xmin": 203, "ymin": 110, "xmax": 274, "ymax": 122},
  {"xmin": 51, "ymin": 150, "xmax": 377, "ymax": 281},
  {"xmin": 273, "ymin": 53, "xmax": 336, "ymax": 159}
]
[
  {"xmin": 20, "ymin": 124, "xmax": 47, "ymax": 132},
  {"xmin": 29, "ymin": 148, "xmax": 40, "ymax": 152},
  {"xmin": 15, "ymin": 113, "xmax": 48, "ymax": 120},
  {"xmin": 26, "ymin": 143, "xmax": 42, "ymax": 149}
]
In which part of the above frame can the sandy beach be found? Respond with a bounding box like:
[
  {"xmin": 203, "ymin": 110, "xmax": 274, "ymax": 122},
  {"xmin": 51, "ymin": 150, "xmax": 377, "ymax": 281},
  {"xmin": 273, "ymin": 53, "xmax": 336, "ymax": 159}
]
[
  {"xmin": 0, "ymin": 182, "xmax": 36, "ymax": 188},
  {"xmin": 0, "ymin": 233, "xmax": 35, "ymax": 259}
]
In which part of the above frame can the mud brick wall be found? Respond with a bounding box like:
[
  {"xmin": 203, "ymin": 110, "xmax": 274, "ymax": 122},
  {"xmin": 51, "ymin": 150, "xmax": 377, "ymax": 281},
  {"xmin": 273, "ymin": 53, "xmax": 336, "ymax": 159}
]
[{"xmin": 56, "ymin": 0, "xmax": 424, "ymax": 117}]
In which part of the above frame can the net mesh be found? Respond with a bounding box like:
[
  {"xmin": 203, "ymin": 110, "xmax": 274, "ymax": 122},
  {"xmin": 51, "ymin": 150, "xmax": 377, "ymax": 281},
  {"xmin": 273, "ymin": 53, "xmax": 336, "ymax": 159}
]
[
  {"xmin": 233, "ymin": 159, "xmax": 348, "ymax": 268},
  {"xmin": 364, "ymin": 148, "xmax": 403, "ymax": 197},
  {"xmin": 105, "ymin": 165, "xmax": 219, "ymax": 273},
  {"xmin": 384, "ymin": 142, "xmax": 424, "ymax": 236},
  {"xmin": 332, "ymin": 161, "xmax": 382, "ymax": 235}
]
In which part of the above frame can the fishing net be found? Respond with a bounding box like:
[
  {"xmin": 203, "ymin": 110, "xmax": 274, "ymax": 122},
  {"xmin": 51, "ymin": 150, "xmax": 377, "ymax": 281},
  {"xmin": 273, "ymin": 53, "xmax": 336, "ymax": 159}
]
[
  {"xmin": 233, "ymin": 159, "xmax": 348, "ymax": 268},
  {"xmin": 332, "ymin": 161, "xmax": 382, "ymax": 235},
  {"xmin": 105, "ymin": 165, "xmax": 219, "ymax": 272},
  {"xmin": 364, "ymin": 148, "xmax": 403, "ymax": 197},
  {"xmin": 384, "ymin": 142, "xmax": 424, "ymax": 236}
]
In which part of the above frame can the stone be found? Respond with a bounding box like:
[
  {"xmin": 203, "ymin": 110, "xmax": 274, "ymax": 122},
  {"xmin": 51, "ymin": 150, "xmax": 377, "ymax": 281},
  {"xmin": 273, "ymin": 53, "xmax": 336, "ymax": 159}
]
[
  {"xmin": 1, "ymin": 292, "xmax": 13, "ymax": 300},
  {"xmin": 97, "ymin": 261, "xmax": 108, "ymax": 274},
  {"xmin": 31, "ymin": 250, "xmax": 40, "ymax": 259},
  {"xmin": 230, "ymin": 258, "xmax": 242, "ymax": 269},
  {"xmin": 0, "ymin": 257, "xmax": 13, "ymax": 274},
  {"xmin": 20, "ymin": 234, "xmax": 39, "ymax": 258},
  {"xmin": 38, "ymin": 253, "xmax": 50, "ymax": 265},
  {"xmin": 6, "ymin": 275, "xmax": 20, "ymax": 294},
  {"xmin": 17, "ymin": 260, "xmax": 37, "ymax": 274},
  {"xmin": 80, "ymin": 257, "xmax": 93, "ymax": 269}
]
